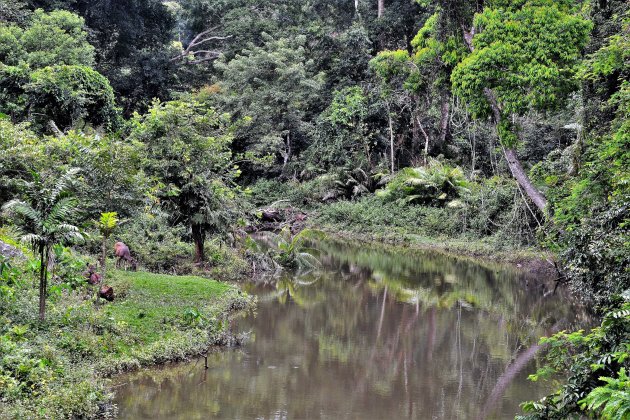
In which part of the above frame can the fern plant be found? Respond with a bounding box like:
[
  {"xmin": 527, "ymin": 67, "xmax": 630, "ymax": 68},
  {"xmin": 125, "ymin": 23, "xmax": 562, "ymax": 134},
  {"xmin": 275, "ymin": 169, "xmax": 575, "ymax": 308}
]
[
  {"xmin": 254, "ymin": 228, "xmax": 324, "ymax": 270},
  {"xmin": 518, "ymin": 303, "xmax": 630, "ymax": 419},
  {"xmin": 376, "ymin": 159, "xmax": 469, "ymax": 205}
]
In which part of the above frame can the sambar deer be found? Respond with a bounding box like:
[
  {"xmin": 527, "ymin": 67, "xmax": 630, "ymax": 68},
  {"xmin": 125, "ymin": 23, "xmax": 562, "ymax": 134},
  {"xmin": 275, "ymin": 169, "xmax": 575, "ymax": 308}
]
[{"xmin": 114, "ymin": 241, "xmax": 137, "ymax": 271}]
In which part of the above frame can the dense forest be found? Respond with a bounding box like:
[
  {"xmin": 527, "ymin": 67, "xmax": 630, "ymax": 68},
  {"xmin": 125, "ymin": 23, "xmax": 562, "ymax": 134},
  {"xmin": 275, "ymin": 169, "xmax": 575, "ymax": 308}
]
[{"xmin": 0, "ymin": 0, "xmax": 628, "ymax": 418}]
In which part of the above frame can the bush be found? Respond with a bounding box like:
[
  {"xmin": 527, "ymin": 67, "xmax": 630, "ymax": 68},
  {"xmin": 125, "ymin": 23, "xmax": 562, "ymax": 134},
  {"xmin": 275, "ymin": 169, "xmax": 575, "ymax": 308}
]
[
  {"xmin": 115, "ymin": 210, "xmax": 250, "ymax": 278},
  {"xmin": 560, "ymin": 202, "xmax": 629, "ymax": 310},
  {"xmin": 116, "ymin": 211, "xmax": 192, "ymax": 273},
  {"xmin": 315, "ymin": 195, "xmax": 464, "ymax": 237}
]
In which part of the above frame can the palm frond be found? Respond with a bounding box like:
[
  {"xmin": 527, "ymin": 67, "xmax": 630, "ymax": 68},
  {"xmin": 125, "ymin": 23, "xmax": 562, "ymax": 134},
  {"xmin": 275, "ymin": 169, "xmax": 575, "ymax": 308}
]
[
  {"xmin": 3, "ymin": 199, "xmax": 43, "ymax": 228},
  {"xmin": 47, "ymin": 197, "xmax": 79, "ymax": 224},
  {"xmin": 19, "ymin": 233, "xmax": 46, "ymax": 250},
  {"xmin": 50, "ymin": 168, "xmax": 81, "ymax": 202}
]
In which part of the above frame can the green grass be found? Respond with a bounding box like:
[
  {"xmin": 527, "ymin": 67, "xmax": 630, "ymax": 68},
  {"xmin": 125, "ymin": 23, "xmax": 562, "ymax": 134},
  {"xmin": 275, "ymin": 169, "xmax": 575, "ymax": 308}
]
[{"xmin": 105, "ymin": 270, "xmax": 233, "ymax": 346}]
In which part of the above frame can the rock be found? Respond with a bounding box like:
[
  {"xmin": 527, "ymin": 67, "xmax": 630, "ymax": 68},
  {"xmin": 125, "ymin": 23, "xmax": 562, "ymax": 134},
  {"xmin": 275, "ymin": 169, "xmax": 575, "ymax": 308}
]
[{"xmin": 0, "ymin": 240, "xmax": 24, "ymax": 260}]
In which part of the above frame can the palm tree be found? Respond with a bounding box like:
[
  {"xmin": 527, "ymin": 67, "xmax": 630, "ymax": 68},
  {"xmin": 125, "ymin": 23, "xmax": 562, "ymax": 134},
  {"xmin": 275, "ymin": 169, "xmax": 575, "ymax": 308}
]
[{"xmin": 2, "ymin": 169, "xmax": 83, "ymax": 321}]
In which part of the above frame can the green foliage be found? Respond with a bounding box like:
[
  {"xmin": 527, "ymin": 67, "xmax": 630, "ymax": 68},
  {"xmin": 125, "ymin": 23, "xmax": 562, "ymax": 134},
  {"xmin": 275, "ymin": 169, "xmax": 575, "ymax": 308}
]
[
  {"xmin": 45, "ymin": 130, "xmax": 146, "ymax": 219},
  {"xmin": 315, "ymin": 175, "xmax": 537, "ymax": 247},
  {"xmin": 316, "ymin": 195, "xmax": 464, "ymax": 238},
  {"xmin": 98, "ymin": 212, "xmax": 118, "ymax": 236},
  {"xmin": 248, "ymin": 178, "xmax": 328, "ymax": 208},
  {"xmin": 305, "ymin": 86, "xmax": 378, "ymax": 170},
  {"xmin": 0, "ymin": 255, "xmax": 20, "ymax": 303},
  {"xmin": 131, "ymin": 98, "xmax": 242, "ymax": 261},
  {"xmin": 255, "ymin": 228, "xmax": 323, "ymax": 270},
  {"xmin": 2, "ymin": 168, "xmax": 83, "ymax": 320},
  {"xmin": 451, "ymin": 0, "xmax": 592, "ymax": 144},
  {"xmin": 580, "ymin": 368, "xmax": 630, "ymax": 420},
  {"xmin": 541, "ymin": 11, "xmax": 629, "ymax": 308},
  {"xmin": 0, "ymin": 253, "xmax": 250, "ymax": 418},
  {"xmin": 518, "ymin": 304, "xmax": 630, "ymax": 419},
  {"xmin": 0, "ymin": 9, "xmax": 118, "ymax": 131},
  {"xmin": 0, "ymin": 120, "xmax": 41, "ymax": 204},
  {"xmin": 0, "ymin": 9, "xmax": 94, "ymax": 68},
  {"xmin": 213, "ymin": 33, "xmax": 324, "ymax": 171},
  {"xmin": 327, "ymin": 86, "xmax": 368, "ymax": 126},
  {"xmin": 376, "ymin": 159, "xmax": 468, "ymax": 205},
  {"xmin": 25, "ymin": 65, "xmax": 120, "ymax": 130},
  {"xmin": 372, "ymin": 12, "xmax": 465, "ymax": 94},
  {"xmin": 49, "ymin": 244, "xmax": 89, "ymax": 289},
  {"xmin": 116, "ymin": 209, "xmax": 192, "ymax": 273},
  {"xmin": 0, "ymin": 125, "xmax": 146, "ymax": 220}
]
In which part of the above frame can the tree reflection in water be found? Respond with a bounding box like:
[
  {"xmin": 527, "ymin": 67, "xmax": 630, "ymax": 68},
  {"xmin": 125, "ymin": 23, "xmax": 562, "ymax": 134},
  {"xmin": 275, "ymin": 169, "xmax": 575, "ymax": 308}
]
[{"xmin": 113, "ymin": 239, "xmax": 590, "ymax": 419}]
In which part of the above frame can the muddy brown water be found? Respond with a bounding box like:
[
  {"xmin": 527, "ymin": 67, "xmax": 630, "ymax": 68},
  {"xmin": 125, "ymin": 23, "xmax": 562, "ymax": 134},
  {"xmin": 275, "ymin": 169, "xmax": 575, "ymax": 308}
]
[{"xmin": 113, "ymin": 240, "xmax": 589, "ymax": 419}]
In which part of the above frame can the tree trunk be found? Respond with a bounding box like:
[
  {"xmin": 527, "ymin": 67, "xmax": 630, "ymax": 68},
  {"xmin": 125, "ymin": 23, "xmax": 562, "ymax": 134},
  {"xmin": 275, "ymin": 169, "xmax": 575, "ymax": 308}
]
[
  {"xmin": 437, "ymin": 91, "xmax": 450, "ymax": 151},
  {"xmin": 417, "ymin": 117, "xmax": 431, "ymax": 165},
  {"xmin": 377, "ymin": 0, "xmax": 384, "ymax": 18},
  {"xmin": 411, "ymin": 109, "xmax": 420, "ymax": 158},
  {"xmin": 503, "ymin": 147, "xmax": 548, "ymax": 212},
  {"xmin": 192, "ymin": 223, "xmax": 205, "ymax": 263},
  {"xmin": 38, "ymin": 247, "xmax": 48, "ymax": 321},
  {"xmin": 461, "ymin": 28, "xmax": 548, "ymax": 213},
  {"xmin": 281, "ymin": 132, "xmax": 291, "ymax": 171},
  {"xmin": 100, "ymin": 234, "xmax": 108, "ymax": 280},
  {"xmin": 478, "ymin": 343, "xmax": 541, "ymax": 420},
  {"xmin": 388, "ymin": 110, "xmax": 395, "ymax": 172},
  {"xmin": 482, "ymin": 87, "xmax": 548, "ymax": 212}
]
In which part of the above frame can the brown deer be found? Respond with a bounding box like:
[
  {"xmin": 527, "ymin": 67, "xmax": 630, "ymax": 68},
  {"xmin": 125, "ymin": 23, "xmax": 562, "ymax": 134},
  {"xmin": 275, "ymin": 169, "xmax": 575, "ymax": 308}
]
[{"xmin": 114, "ymin": 241, "xmax": 137, "ymax": 271}]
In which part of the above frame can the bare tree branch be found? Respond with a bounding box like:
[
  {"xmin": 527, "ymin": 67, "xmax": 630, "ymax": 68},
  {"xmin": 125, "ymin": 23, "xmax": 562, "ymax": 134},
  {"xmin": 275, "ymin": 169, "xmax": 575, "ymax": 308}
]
[{"xmin": 170, "ymin": 27, "xmax": 232, "ymax": 64}]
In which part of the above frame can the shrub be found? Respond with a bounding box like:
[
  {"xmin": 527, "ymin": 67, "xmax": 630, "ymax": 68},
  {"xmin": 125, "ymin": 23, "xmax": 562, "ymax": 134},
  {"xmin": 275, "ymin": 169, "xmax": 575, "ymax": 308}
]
[{"xmin": 117, "ymin": 211, "xmax": 192, "ymax": 274}]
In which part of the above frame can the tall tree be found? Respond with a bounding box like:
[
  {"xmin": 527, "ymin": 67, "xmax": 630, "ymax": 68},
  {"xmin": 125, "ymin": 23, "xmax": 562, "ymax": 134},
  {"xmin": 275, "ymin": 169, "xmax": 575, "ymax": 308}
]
[
  {"xmin": 450, "ymin": 0, "xmax": 592, "ymax": 213},
  {"xmin": 0, "ymin": 9, "xmax": 119, "ymax": 130},
  {"xmin": 26, "ymin": 0, "xmax": 178, "ymax": 114},
  {"xmin": 130, "ymin": 99, "xmax": 241, "ymax": 263},
  {"xmin": 212, "ymin": 34, "xmax": 324, "ymax": 174}
]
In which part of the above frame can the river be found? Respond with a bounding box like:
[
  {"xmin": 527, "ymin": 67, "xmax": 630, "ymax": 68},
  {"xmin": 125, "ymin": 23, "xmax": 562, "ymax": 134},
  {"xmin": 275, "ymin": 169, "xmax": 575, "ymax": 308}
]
[{"xmin": 113, "ymin": 239, "xmax": 588, "ymax": 419}]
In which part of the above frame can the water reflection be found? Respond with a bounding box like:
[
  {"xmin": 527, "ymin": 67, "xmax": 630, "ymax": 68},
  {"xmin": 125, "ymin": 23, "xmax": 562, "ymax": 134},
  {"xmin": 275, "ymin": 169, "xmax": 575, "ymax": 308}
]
[{"xmin": 114, "ymin": 240, "xmax": 589, "ymax": 419}]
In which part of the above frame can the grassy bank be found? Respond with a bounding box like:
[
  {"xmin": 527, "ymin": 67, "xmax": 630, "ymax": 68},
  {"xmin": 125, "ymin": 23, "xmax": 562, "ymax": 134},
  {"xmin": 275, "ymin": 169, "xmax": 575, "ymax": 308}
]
[
  {"xmin": 0, "ymin": 256, "xmax": 253, "ymax": 419},
  {"xmin": 315, "ymin": 228, "xmax": 558, "ymax": 278},
  {"xmin": 308, "ymin": 195, "xmax": 556, "ymax": 276}
]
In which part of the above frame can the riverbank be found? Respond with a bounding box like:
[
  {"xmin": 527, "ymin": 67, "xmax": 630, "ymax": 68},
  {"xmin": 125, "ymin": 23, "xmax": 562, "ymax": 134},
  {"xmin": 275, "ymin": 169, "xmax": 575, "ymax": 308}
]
[
  {"xmin": 311, "ymin": 225, "xmax": 558, "ymax": 279},
  {"xmin": 273, "ymin": 193, "xmax": 559, "ymax": 278},
  {"xmin": 0, "ymin": 265, "xmax": 253, "ymax": 419}
]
